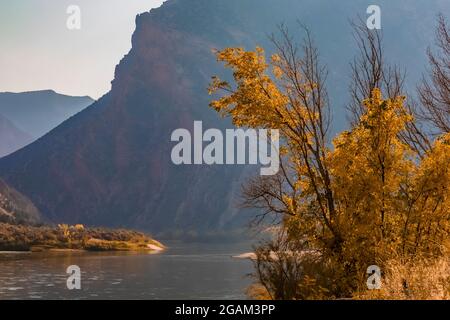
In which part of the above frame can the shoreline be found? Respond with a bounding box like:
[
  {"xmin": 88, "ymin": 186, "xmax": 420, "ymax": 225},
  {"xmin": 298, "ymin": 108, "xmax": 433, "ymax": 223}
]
[
  {"xmin": 0, "ymin": 246, "xmax": 166, "ymax": 257},
  {"xmin": 0, "ymin": 243, "xmax": 166, "ymax": 254},
  {"xmin": 0, "ymin": 222, "xmax": 165, "ymax": 254}
]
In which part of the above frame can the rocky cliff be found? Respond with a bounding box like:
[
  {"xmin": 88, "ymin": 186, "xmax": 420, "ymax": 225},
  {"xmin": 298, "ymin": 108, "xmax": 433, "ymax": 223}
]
[
  {"xmin": 0, "ymin": 179, "xmax": 40, "ymax": 225},
  {"xmin": 0, "ymin": 0, "xmax": 448, "ymax": 237}
]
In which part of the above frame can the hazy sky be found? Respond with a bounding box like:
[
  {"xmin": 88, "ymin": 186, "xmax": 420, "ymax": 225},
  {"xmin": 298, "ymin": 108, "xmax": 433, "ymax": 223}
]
[{"xmin": 0, "ymin": 0, "xmax": 165, "ymax": 99}]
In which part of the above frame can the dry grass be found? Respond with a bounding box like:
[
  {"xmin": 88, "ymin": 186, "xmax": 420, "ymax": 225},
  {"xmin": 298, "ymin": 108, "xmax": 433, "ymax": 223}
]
[{"xmin": 356, "ymin": 256, "xmax": 450, "ymax": 300}]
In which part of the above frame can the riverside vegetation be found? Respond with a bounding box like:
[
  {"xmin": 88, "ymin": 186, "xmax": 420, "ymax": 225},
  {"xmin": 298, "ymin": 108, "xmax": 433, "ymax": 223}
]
[
  {"xmin": 0, "ymin": 222, "xmax": 164, "ymax": 252},
  {"xmin": 209, "ymin": 17, "xmax": 450, "ymax": 300}
]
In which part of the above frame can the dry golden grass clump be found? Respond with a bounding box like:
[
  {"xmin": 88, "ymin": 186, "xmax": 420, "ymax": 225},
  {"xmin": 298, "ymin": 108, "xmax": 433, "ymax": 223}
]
[{"xmin": 356, "ymin": 256, "xmax": 450, "ymax": 300}]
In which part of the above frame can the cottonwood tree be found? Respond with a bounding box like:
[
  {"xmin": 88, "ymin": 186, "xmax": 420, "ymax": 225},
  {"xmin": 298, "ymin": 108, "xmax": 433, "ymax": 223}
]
[
  {"xmin": 418, "ymin": 14, "xmax": 450, "ymax": 134},
  {"xmin": 209, "ymin": 24, "xmax": 450, "ymax": 299},
  {"xmin": 348, "ymin": 19, "xmax": 432, "ymax": 157}
]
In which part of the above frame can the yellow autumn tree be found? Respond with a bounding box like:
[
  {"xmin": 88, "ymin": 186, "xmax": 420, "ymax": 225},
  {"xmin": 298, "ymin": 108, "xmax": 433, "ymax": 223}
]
[{"xmin": 209, "ymin": 26, "xmax": 450, "ymax": 299}]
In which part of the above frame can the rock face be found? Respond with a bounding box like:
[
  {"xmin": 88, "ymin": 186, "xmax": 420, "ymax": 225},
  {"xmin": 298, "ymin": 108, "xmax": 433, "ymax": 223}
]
[
  {"xmin": 0, "ymin": 179, "xmax": 40, "ymax": 225},
  {"xmin": 0, "ymin": 114, "xmax": 33, "ymax": 158},
  {"xmin": 0, "ymin": 0, "xmax": 448, "ymax": 236}
]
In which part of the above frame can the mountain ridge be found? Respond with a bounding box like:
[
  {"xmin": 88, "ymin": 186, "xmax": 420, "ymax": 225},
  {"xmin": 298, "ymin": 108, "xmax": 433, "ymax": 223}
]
[
  {"xmin": 0, "ymin": 0, "xmax": 448, "ymax": 237},
  {"xmin": 0, "ymin": 90, "xmax": 94, "ymax": 139},
  {"xmin": 0, "ymin": 114, "xmax": 33, "ymax": 158}
]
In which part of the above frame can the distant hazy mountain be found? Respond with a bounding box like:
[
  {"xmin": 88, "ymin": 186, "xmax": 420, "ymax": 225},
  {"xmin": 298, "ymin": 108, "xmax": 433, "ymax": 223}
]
[
  {"xmin": 0, "ymin": 114, "xmax": 33, "ymax": 158},
  {"xmin": 0, "ymin": 0, "xmax": 448, "ymax": 237},
  {"xmin": 0, "ymin": 90, "xmax": 94, "ymax": 138},
  {"xmin": 0, "ymin": 178, "xmax": 40, "ymax": 225}
]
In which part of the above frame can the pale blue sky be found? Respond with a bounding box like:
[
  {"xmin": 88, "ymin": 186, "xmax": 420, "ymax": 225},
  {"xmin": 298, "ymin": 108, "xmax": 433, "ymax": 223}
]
[{"xmin": 0, "ymin": 0, "xmax": 165, "ymax": 99}]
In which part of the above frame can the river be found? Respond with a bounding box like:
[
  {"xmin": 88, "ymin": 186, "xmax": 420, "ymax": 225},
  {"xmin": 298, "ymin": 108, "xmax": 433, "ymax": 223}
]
[{"xmin": 0, "ymin": 241, "xmax": 254, "ymax": 300}]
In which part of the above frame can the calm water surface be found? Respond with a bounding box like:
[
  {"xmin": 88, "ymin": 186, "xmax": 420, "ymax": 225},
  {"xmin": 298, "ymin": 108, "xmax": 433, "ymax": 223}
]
[{"xmin": 0, "ymin": 241, "xmax": 254, "ymax": 300}]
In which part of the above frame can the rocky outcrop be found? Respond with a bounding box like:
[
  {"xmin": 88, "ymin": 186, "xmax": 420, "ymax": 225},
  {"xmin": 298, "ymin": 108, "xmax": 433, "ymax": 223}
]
[{"xmin": 0, "ymin": 179, "xmax": 40, "ymax": 225}]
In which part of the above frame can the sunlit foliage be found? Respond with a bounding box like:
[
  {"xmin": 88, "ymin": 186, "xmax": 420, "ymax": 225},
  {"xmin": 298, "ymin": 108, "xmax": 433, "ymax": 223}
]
[{"xmin": 209, "ymin": 30, "xmax": 450, "ymax": 299}]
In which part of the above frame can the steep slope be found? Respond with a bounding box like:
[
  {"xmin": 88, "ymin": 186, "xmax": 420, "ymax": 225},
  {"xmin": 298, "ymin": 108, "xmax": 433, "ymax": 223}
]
[
  {"xmin": 0, "ymin": 114, "xmax": 33, "ymax": 157},
  {"xmin": 0, "ymin": 0, "xmax": 448, "ymax": 236},
  {"xmin": 0, "ymin": 179, "xmax": 40, "ymax": 225},
  {"xmin": 0, "ymin": 90, "xmax": 94, "ymax": 138}
]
